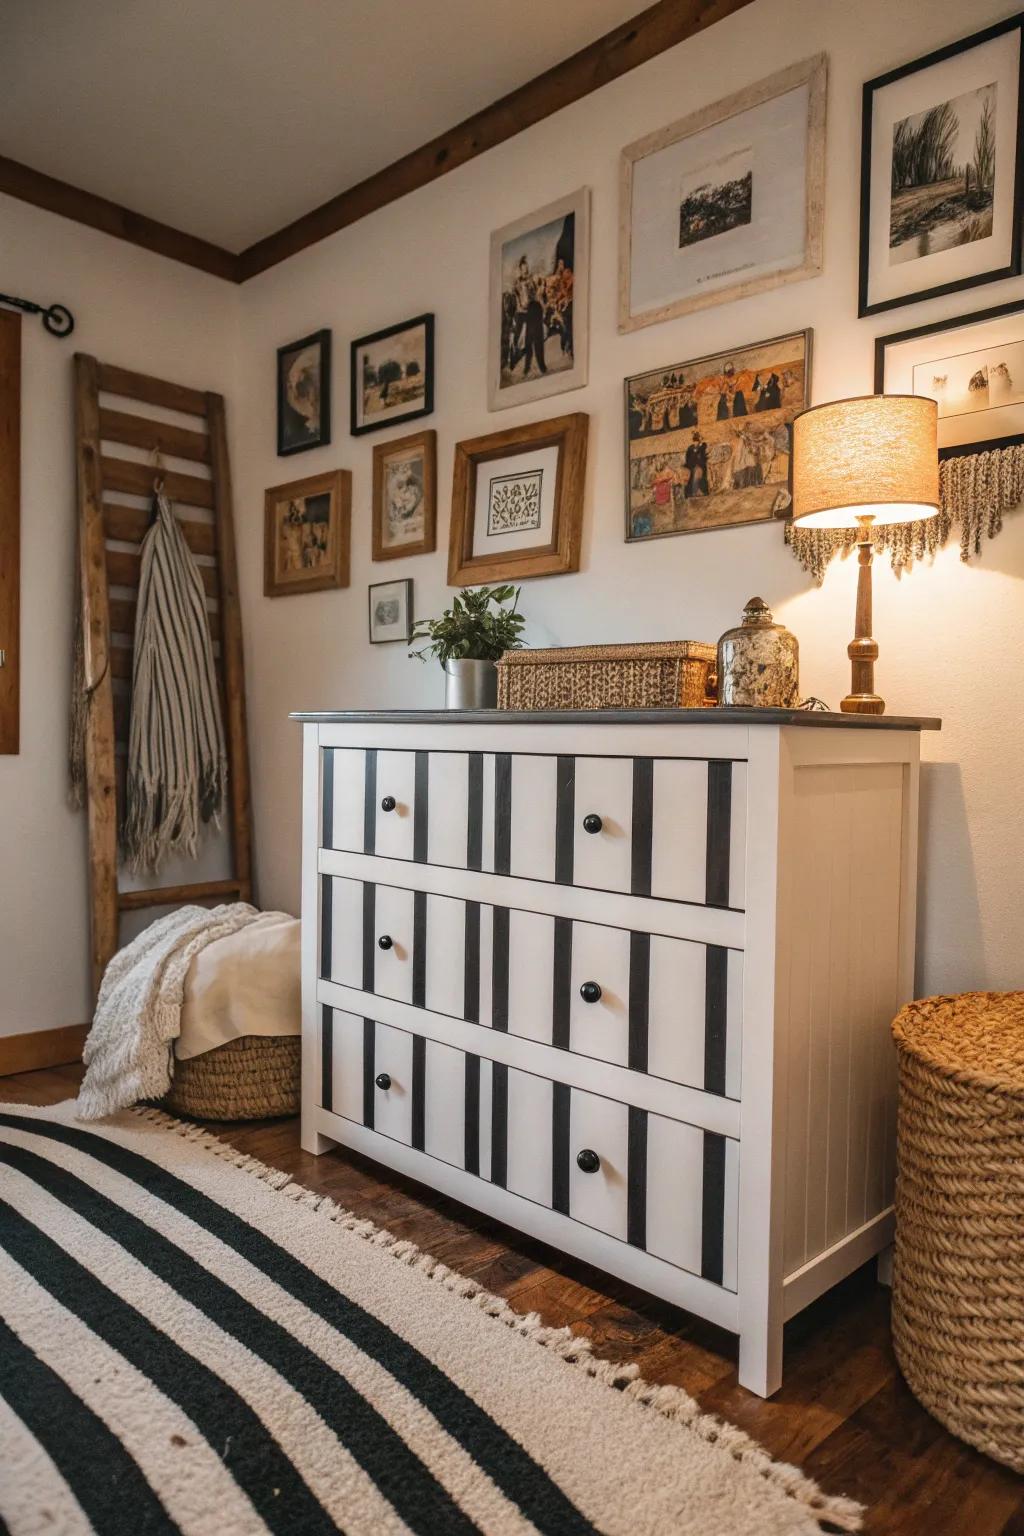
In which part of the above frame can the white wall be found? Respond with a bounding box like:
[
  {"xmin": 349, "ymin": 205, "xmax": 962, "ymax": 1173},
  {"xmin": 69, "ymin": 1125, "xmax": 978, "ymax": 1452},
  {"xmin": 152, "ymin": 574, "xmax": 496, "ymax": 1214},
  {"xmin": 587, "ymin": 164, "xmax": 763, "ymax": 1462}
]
[
  {"xmin": 233, "ymin": 0, "xmax": 1024, "ymax": 1000},
  {"xmin": 0, "ymin": 195, "xmax": 237, "ymax": 1036}
]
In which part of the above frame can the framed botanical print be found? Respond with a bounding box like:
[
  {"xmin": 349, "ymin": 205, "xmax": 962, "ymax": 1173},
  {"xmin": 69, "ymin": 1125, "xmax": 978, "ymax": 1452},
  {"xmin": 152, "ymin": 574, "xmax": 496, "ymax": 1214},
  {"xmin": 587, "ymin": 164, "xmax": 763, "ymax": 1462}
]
[
  {"xmin": 488, "ymin": 187, "xmax": 590, "ymax": 411},
  {"xmin": 624, "ymin": 329, "xmax": 811, "ymax": 541},
  {"xmin": 351, "ymin": 314, "xmax": 434, "ymax": 436},
  {"xmin": 875, "ymin": 297, "xmax": 1024, "ymax": 457},
  {"xmin": 264, "ymin": 468, "xmax": 351, "ymax": 597},
  {"xmin": 277, "ymin": 329, "xmax": 331, "ymax": 455},
  {"xmin": 448, "ymin": 413, "xmax": 588, "ymax": 585},
  {"xmin": 859, "ymin": 14, "xmax": 1024, "ymax": 316},
  {"xmin": 371, "ymin": 428, "xmax": 436, "ymax": 560},
  {"xmin": 619, "ymin": 54, "xmax": 826, "ymax": 331},
  {"xmin": 368, "ymin": 579, "xmax": 413, "ymax": 644}
]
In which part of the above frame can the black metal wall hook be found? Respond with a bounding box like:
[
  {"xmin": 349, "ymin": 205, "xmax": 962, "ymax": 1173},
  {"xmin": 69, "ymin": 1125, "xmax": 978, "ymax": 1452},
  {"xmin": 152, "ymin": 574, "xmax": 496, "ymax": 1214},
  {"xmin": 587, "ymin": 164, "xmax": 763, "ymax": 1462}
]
[{"xmin": 0, "ymin": 292, "xmax": 75, "ymax": 337}]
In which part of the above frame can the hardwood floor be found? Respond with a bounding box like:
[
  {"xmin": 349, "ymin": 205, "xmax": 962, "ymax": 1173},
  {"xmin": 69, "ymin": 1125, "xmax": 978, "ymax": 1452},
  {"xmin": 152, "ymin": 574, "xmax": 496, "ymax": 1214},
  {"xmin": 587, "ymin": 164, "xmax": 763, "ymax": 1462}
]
[{"xmin": 4, "ymin": 1062, "xmax": 1022, "ymax": 1534}]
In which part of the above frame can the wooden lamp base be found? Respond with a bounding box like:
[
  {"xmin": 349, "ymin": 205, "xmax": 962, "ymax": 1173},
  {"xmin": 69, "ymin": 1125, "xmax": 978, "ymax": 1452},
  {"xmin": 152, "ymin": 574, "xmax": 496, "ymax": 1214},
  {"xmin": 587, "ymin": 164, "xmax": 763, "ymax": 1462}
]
[{"xmin": 840, "ymin": 517, "xmax": 884, "ymax": 715}]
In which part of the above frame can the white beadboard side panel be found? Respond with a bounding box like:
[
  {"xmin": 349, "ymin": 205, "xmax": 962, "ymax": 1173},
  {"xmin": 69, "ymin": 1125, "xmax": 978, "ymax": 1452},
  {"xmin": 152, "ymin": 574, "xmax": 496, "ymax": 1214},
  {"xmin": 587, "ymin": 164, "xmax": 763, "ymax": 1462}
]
[
  {"xmin": 650, "ymin": 759, "xmax": 708, "ymax": 905},
  {"xmin": 781, "ymin": 760, "xmax": 907, "ymax": 1277},
  {"xmin": 506, "ymin": 1069, "xmax": 553, "ymax": 1206},
  {"xmin": 424, "ymin": 1038, "xmax": 466, "ymax": 1168},
  {"xmin": 427, "ymin": 752, "xmax": 470, "ymax": 868},
  {"xmin": 568, "ymin": 1089, "xmax": 629, "ymax": 1241},
  {"xmin": 329, "ymin": 747, "xmax": 365, "ymax": 852}
]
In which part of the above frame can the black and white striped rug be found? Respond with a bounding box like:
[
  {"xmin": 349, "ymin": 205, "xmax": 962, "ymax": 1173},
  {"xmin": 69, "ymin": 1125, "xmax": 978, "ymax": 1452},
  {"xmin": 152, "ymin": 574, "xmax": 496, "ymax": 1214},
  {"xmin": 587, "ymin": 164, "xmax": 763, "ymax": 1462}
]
[{"xmin": 0, "ymin": 1102, "xmax": 861, "ymax": 1535}]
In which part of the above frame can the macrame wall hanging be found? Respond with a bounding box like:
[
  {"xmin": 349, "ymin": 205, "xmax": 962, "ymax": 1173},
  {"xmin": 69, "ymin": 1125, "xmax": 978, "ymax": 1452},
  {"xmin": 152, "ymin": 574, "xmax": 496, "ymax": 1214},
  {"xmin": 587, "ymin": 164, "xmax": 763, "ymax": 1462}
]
[{"xmin": 786, "ymin": 440, "xmax": 1024, "ymax": 584}]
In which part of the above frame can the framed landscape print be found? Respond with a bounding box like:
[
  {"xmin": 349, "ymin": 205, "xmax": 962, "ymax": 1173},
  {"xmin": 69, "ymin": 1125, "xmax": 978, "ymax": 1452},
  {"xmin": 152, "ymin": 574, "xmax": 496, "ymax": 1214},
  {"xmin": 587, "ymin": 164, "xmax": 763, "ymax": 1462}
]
[
  {"xmin": 371, "ymin": 428, "xmax": 436, "ymax": 561},
  {"xmin": 859, "ymin": 15, "xmax": 1023, "ymax": 316},
  {"xmin": 351, "ymin": 314, "xmax": 434, "ymax": 436},
  {"xmin": 368, "ymin": 579, "xmax": 413, "ymax": 644},
  {"xmin": 488, "ymin": 187, "xmax": 590, "ymax": 411},
  {"xmin": 619, "ymin": 55, "xmax": 826, "ymax": 331},
  {"xmin": 448, "ymin": 413, "xmax": 588, "ymax": 585},
  {"xmin": 277, "ymin": 329, "xmax": 331, "ymax": 455},
  {"xmin": 624, "ymin": 329, "xmax": 811, "ymax": 541},
  {"xmin": 264, "ymin": 468, "xmax": 351, "ymax": 597},
  {"xmin": 875, "ymin": 297, "xmax": 1024, "ymax": 457}
]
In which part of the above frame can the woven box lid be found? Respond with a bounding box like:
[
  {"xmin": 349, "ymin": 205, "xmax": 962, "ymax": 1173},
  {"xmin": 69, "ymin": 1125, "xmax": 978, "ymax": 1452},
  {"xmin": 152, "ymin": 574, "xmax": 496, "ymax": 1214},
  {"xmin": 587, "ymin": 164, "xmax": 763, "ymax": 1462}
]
[{"xmin": 498, "ymin": 640, "xmax": 716, "ymax": 666}]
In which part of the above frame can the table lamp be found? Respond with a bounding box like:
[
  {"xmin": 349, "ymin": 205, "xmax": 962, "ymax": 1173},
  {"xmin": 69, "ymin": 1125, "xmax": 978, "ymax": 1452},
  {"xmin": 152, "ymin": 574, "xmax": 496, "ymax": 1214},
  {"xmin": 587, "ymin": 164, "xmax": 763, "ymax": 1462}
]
[{"xmin": 791, "ymin": 395, "xmax": 939, "ymax": 714}]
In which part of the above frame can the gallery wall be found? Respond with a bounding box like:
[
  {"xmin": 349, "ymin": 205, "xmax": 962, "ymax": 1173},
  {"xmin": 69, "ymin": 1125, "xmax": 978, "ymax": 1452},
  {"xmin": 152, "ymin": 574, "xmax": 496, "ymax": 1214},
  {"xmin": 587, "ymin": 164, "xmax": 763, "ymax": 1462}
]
[{"xmin": 232, "ymin": 0, "xmax": 1024, "ymax": 1000}]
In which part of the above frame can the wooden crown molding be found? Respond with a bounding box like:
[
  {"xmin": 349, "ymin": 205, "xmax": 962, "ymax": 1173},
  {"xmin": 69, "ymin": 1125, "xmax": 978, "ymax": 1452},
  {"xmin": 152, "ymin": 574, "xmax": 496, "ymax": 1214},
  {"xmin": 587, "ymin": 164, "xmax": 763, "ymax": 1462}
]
[{"xmin": 1, "ymin": 0, "xmax": 754, "ymax": 285}]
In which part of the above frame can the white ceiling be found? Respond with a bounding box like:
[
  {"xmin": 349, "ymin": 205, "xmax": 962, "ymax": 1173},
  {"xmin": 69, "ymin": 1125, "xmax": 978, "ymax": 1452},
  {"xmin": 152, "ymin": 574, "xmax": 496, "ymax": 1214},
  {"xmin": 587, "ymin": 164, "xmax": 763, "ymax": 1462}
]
[{"xmin": 0, "ymin": 0, "xmax": 640, "ymax": 252}]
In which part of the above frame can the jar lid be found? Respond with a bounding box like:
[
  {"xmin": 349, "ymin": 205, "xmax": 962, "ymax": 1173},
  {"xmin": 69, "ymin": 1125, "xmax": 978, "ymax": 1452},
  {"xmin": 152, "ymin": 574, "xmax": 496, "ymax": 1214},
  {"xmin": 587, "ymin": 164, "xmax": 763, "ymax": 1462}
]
[{"xmin": 742, "ymin": 596, "xmax": 773, "ymax": 625}]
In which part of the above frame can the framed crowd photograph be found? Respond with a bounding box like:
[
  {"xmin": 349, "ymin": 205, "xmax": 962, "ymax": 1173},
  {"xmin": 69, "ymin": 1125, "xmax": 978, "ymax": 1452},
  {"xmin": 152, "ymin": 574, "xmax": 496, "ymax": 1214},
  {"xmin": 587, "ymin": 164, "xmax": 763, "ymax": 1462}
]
[
  {"xmin": 368, "ymin": 578, "xmax": 413, "ymax": 644},
  {"xmin": 351, "ymin": 314, "xmax": 434, "ymax": 436},
  {"xmin": 488, "ymin": 187, "xmax": 590, "ymax": 411},
  {"xmin": 448, "ymin": 412, "xmax": 588, "ymax": 585},
  {"xmin": 875, "ymin": 297, "xmax": 1024, "ymax": 457},
  {"xmin": 619, "ymin": 55, "xmax": 826, "ymax": 331},
  {"xmin": 624, "ymin": 329, "xmax": 811, "ymax": 542},
  {"xmin": 859, "ymin": 14, "xmax": 1024, "ymax": 316},
  {"xmin": 263, "ymin": 468, "xmax": 351, "ymax": 597},
  {"xmin": 371, "ymin": 428, "xmax": 436, "ymax": 561},
  {"xmin": 276, "ymin": 329, "xmax": 331, "ymax": 456}
]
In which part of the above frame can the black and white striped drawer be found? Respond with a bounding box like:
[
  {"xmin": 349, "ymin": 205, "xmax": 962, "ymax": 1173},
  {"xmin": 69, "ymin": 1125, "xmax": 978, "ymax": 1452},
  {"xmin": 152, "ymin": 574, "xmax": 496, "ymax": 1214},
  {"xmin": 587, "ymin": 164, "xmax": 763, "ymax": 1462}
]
[
  {"xmin": 320, "ymin": 875, "xmax": 742, "ymax": 1099},
  {"xmin": 322, "ymin": 746, "xmax": 745, "ymax": 908},
  {"xmin": 320, "ymin": 1008, "xmax": 738, "ymax": 1291}
]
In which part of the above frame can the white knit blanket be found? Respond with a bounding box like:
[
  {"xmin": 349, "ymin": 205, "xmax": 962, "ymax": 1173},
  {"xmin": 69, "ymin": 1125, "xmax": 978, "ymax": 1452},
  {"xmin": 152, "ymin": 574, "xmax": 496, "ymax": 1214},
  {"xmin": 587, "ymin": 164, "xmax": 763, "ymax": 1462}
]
[{"xmin": 77, "ymin": 903, "xmax": 263, "ymax": 1120}]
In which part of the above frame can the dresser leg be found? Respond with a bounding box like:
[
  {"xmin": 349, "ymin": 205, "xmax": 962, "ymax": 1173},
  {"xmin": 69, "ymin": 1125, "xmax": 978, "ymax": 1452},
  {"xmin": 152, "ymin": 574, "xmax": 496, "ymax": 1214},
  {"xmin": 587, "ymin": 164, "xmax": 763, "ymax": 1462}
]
[
  {"xmin": 301, "ymin": 1122, "xmax": 338, "ymax": 1156},
  {"xmin": 738, "ymin": 1322, "xmax": 783, "ymax": 1398}
]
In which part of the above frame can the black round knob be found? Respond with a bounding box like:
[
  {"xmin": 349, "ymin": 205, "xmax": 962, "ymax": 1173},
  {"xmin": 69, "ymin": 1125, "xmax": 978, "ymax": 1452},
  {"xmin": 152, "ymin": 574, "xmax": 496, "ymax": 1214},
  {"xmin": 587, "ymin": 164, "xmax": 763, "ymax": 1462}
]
[
  {"xmin": 375, "ymin": 1072, "xmax": 392, "ymax": 1091},
  {"xmin": 377, "ymin": 934, "xmax": 393, "ymax": 950},
  {"xmin": 582, "ymin": 813, "xmax": 603, "ymax": 835},
  {"xmin": 579, "ymin": 981, "xmax": 602, "ymax": 1004},
  {"xmin": 380, "ymin": 795, "xmax": 396, "ymax": 812},
  {"xmin": 576, "ymin": 1148, "xmax": 601, "ymax": 1174}
]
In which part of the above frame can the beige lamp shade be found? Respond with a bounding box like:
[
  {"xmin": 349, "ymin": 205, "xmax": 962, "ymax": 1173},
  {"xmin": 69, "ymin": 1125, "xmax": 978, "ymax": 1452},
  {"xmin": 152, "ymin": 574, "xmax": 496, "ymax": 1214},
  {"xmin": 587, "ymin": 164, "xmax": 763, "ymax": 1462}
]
[{"xmin": 791, "ymin": 394, "xmax": 940, "ymax": 529}]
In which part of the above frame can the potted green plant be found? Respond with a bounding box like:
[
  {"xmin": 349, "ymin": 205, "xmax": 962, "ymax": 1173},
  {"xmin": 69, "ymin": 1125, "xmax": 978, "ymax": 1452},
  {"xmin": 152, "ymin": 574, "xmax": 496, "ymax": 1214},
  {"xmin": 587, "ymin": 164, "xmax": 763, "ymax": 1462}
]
[{"xmin": 410, "ymin": 585, "xmax": 526, "ymax": 708}]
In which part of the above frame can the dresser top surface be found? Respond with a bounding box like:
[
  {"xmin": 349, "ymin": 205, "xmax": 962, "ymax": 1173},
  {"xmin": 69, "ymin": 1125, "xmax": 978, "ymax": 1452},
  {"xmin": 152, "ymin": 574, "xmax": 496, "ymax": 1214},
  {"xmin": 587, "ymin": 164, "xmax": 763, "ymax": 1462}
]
[{"xmin": 291, "ymin": 707, "xmax": 941, "ymax": 731}]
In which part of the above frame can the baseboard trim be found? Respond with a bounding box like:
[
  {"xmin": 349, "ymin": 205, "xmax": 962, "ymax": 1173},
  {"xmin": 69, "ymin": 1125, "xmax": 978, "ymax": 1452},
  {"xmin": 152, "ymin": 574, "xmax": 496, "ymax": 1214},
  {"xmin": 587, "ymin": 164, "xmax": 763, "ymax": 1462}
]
[{"xmin": 0, "ymin": 1023, "xmax": 90, "ymax": 1077}]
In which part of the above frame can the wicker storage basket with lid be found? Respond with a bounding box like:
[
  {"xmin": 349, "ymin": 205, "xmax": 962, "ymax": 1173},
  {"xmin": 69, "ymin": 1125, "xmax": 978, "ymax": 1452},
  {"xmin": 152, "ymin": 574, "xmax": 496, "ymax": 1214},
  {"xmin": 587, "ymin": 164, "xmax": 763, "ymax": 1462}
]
[
  {"xmin": 163, "ymin": 1035, "xmax": 300, "ymax": 1121},
  {"xmin": 496, "ymin": 641, "xmax": 716, "ymax": 712},
  {"xmin": 891, "ymin": 990, "xmax": 1024, "ymax": 1473}
]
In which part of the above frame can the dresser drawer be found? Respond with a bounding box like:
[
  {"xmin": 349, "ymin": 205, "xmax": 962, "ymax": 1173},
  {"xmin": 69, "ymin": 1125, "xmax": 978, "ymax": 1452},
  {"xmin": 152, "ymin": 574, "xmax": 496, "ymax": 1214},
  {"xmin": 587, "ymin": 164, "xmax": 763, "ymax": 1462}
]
[
  {"xmin": 320, "ymin": 1007, "xmax": 738, "ymax": 1290},
  {"xmin": 322, "ymin": 746, "xmax": 746, "ymax": 908},
  {"xmin": 321, "ymin": 875, "xmax": 742, "ymax": 1098}
]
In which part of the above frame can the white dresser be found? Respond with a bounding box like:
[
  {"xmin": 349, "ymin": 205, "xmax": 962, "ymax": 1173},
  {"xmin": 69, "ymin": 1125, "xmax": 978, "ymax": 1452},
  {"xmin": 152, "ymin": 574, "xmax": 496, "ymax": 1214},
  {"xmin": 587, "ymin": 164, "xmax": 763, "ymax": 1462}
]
[{"xmin": 295, "ymin": 707, "xmax": 938, "ymax": 1395}]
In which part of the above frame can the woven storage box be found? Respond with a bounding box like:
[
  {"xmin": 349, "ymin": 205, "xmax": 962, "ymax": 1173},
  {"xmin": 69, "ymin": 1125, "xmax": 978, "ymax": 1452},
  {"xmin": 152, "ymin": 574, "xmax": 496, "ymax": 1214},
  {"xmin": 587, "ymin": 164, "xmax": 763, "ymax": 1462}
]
[
  {"xmin": 497, "ymin": 641, "xmax": 716, "ymax": 711},
  {"xmin": 163, "ymin": 1034, "xmax": 300, "ymax": 1122},
  {"xmin": 891, "ymin": 991, "xmax": 1024, "ymax": 1473}
]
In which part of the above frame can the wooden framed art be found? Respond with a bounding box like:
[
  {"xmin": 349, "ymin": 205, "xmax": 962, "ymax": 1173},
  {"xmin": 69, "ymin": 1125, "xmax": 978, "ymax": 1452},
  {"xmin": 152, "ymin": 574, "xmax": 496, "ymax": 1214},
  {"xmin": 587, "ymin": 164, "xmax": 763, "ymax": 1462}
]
[
  {"xmin": 619, "ymin": 54, "xmax": 826, "ymax": 332},
  {"xmin": 625, "ymin": 329, "xmax": 811, "ymax": 541},
  {"xmin": 264, "ymin": 468, "xmax": 351, "ymax": 597},
  {"xmin": 0, "ymin": 307, "xmax": 20, "ymax": 754},
  {"xmin": 371, "ymin": 428, "xmax": 436, "ymax": 560},
  {"xmin": 875, "ymin": 297, "xmax": 1024, "ymax": 457},
  {"xmin": 277, "ymin": 329, "xmax": 331, "ymax": 455},
  {"xmin": 859, "ymin": 14, "xmax": 1024, "ymax": 316},
  {"xmin": 488, "ymin": 187, "xmax": 590, "ymax": 412},
  {"xmin": 351, "ymin": 314, "xmax": 434, "ymax": 436},
  {"xmin": 368, "ymin": 578, "xmax": 413, "ymax": 644},
  {"xmin": 448, "ymin": 412, "xmax": 588, "ymax": 585}
]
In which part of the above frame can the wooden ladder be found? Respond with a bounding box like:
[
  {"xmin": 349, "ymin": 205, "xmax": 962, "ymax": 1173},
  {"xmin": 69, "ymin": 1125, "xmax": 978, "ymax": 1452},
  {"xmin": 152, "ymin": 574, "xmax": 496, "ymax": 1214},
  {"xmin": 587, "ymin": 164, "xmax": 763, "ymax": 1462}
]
[{"xmin": 74, "ymin": 354, "xmax": 254, "ymax": 1000}]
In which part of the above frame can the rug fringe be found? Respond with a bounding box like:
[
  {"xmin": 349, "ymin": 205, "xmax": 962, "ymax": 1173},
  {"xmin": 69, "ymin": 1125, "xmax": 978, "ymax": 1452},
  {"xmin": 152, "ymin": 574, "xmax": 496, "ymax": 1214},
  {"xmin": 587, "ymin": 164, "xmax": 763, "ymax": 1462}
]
[{"xmin": 132, "ymin": 1105, "xmax": 863, "ymax": 1533}]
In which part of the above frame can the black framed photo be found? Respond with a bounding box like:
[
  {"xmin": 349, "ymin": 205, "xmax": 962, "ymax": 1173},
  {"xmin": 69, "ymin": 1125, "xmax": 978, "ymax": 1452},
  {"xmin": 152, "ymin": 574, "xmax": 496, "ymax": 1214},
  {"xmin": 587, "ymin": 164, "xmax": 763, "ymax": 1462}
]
[
  {"xmin": 368, "ymin": 578, "xmax": 413, "ymax": 643},
  {"xmin": 277, "ymin": 329, "xmax": 331, "ymax": 456},
  {"xmin": 859, "ymin": 14, "xmax": 1024, "ymax": 316},
  {"xmin": 351, "ymin": 315, "xmax": 434, "ymax": 436},
  {"xmin": 875, "ymin": 296, "xmax": 1024, "ymax": 458}
]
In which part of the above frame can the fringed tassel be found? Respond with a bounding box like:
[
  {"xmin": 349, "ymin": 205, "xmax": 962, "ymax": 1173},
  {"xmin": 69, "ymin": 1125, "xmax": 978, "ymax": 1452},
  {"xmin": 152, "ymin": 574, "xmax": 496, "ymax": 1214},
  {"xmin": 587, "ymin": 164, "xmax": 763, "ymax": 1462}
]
[{"xmin": 786, "ymin": 441, "xmax": 1024, "ymax": 584}]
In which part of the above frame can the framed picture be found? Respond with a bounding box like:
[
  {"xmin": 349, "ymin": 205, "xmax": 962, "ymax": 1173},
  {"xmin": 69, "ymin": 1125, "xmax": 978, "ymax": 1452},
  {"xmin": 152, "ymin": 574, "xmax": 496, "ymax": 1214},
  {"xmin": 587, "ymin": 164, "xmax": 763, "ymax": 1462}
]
[
  {"xmin": 875, "ymin": 297, "xmax": 1024, "ymax": 457},
  {"xmin": 368, "ymin": 578, "xmax": 413, "ymax": 643},
  {"xmin": 859, "ymin": 14, "xmax": 1024, "ymax": 316},
  {"xmin": 263, "ymin": 469, "xmax": 351, "ymax": 597},
  {"xmin": 488, "ymin": 187, "xmax": 590, "ymax": 411},
  {"xmin": 448, "ymin": 412, "xmax": 588, "ymax": 585},
  {"xmin": 351, "ymin": 314, "xmax": 434, "ymax": 436},
  {"xmin": 624, "ymin": 329, "xmax": 812, "ymax": 541},
  {"xmin": 277, "ymin": 329, "xmax": 331, "ymax": 455},
  {"xmin": 371, "ymin": 428, "xmax": 436, "ymax": 561},
  {"xmin": 619, "ymin": 55, "xmax": 826, "ymax": 331}
]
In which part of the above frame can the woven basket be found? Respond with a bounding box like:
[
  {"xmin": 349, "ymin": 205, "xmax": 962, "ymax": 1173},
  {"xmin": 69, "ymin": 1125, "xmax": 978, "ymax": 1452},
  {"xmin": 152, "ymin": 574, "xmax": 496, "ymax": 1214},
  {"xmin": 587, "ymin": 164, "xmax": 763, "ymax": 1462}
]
[
  {"xmin": 163, "ymin": 1035, "xmax": 300, "ymax": 1122},
  {"xmin": 891, "ymin": 991, "xmax": 1024, "ymax": 1473},
  {"xmin": 496, "ymin": 641, "xmax": 716, "ymax": 712}
]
